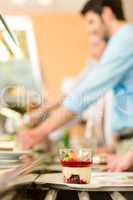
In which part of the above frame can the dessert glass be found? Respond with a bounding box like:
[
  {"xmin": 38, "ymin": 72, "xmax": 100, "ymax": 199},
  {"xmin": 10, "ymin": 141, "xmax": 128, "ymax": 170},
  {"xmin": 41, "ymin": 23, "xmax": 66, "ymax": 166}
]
[{"xmin": 59, "ymin": 148, "xmax": 92, "ymax": 184}]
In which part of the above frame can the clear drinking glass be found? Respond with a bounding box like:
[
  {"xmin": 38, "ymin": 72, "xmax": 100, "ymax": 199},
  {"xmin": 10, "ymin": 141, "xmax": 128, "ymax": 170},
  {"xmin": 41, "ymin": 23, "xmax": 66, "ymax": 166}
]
[{"xmin": 59, "ymin": 148, "xmax": 92, "ymax": 184}]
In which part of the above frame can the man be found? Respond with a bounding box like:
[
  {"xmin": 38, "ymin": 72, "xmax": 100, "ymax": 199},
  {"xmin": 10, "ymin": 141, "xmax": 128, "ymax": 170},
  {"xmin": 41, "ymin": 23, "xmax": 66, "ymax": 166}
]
[
  {"xmin": 20, "ymin": 33, "xmax": 108, "ymax": 144},
  {"xmin": 18, "ymin": 0, "xmax": 133, "ymax": 156},
  {"xmin": 20, "ymin": 35, "xmax": 107, "ymax": 130}
]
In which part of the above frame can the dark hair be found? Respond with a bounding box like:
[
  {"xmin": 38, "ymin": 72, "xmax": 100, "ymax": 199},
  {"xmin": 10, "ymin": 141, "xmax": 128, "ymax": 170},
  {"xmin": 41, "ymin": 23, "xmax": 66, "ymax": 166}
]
[{"xmin": 81, "ymin": 0, "xmax": 125, "ymax": 20}]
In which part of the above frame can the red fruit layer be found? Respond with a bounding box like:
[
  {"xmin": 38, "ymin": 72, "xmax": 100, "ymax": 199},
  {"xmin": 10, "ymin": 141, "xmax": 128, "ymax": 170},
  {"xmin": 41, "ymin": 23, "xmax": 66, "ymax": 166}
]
[{"xmin": 61, "ymin": 160, "xmax": 92, "ymax": 167}]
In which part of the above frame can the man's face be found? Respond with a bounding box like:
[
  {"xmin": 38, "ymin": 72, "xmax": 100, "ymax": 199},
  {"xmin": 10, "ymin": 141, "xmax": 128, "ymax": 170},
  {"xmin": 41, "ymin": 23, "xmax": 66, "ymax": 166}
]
[
  {"xmin": 84, "ymin": 11, "xmax": 108, "ymax": 60},
  {"xmin": 89, "ymin": 34, "xmax": 106, "ymax": 60},
  {"xmin": 84, "ymin": 11, "xmax": 107, "ymax": 39}
]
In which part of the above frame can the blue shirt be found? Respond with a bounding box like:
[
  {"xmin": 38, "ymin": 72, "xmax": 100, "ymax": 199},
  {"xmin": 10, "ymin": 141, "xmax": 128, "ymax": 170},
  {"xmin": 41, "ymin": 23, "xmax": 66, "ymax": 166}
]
[{"xmin": 64, "ymin": 24, "xmax": 133, "ymax": 132}]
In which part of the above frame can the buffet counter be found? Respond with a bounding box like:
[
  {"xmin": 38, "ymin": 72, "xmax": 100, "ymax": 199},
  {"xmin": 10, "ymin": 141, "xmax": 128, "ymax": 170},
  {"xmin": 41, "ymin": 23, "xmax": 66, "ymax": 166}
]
[{"xmin": 0, "ymin": 154, "xmax": 133, "ymax": 200}]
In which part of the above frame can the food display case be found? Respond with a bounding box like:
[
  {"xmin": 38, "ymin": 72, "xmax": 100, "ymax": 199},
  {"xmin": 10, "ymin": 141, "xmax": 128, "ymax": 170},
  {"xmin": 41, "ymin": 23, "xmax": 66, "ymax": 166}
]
[
  {"xmin": 0, "ymin": 15, "xmax": 44, "ymax": 93},
  {"xmin": 0, "ymin": 15, "xmax": 45, "ymax": 134}
]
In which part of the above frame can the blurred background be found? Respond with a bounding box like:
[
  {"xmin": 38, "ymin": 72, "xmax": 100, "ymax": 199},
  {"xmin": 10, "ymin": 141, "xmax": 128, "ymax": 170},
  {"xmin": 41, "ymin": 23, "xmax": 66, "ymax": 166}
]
[{"xmin": 0, "ymin": 0, "xmax": 133, "ymax": 96}]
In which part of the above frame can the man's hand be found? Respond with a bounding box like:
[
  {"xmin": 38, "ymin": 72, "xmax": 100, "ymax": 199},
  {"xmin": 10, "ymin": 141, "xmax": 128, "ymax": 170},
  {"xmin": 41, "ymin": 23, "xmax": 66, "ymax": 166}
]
[
  {"xmin": 18, "ymin": 106, "xmax": 76, "ymax": 149},
  {"xmin": 105, "ymin": 151, "xmax": 133, "ymax": 172},
  {"xmin": 17, "ymin": 129, "xmax": 46, "ymax": 150}
]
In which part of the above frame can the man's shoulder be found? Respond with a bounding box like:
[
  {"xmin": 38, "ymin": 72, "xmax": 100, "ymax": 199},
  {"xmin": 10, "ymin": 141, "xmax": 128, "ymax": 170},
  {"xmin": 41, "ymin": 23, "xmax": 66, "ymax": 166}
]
[
  {"xmin": 113, "ymin": 24, "xmax": 133, "ymax": 44},
  {"xmin": 102, "ymin": 24, "xmax": 133, "ymax": 60}
]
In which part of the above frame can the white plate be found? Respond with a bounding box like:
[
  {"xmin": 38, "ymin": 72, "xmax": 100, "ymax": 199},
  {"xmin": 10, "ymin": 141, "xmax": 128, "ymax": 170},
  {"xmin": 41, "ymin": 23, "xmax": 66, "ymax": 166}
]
[
  {"xmin": 0, "ymin": 150, "xmax": 31, "ymax": 160},
  {"xmin": 64, "ymin": 183, "xmax": 102, "ymax": 189},
  {"xmin": 36, "ymin": 173, "xmax": 133, "ymax": 190},
  {"xmin": 0, "ymin": 141, "xmax": 15, "ymax": 150},
  {"xmin": 0, "ymin": 165, "xmax": 20, "ymax": 169},
  {"xmin": 0, "ymin": 159, "xmax": 20, "ymax": 165}
]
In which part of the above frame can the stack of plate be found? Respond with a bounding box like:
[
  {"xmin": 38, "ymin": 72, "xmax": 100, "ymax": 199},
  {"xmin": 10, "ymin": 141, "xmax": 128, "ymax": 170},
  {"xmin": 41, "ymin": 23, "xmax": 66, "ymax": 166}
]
[
  {"xmin": 0, "ymin": 141, "xmax": 15, "ymax": 151},
  {"xmin": 0, "ymin": 140, "xmax": 31, "ymax": 169},
  {"xmin": 0, "ymin": 151, "xmax": 32, "ymax": 169}
]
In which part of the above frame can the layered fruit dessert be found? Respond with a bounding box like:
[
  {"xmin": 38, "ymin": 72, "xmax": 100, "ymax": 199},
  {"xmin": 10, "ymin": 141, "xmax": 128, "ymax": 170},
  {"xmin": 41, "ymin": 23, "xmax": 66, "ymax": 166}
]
[{"xmin": 60, "ymin": 151, "xmax": 92, "ymax": 184}]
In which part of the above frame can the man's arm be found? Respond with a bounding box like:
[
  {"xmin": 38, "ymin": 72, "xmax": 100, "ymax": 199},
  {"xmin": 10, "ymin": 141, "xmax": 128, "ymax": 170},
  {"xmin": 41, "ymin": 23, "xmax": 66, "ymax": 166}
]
[
  {"xmin": 21, "ymin": 98, "xmax": 63, "ymax": 127},
  {"xmin": 34, "ymin": 106, "xmax": 76, "ymax": 136},
  {"xmin": 18, "ymin": 106, "xmax": 77, "ymax": 149},
  {"xmin": 19, "ymin": 47, "xmax": 133, "ymax": 149},
  {"xmin": 43, "ymin": 48, "xmax": 133, "ymax": 137},
  {"xmin": 64, "ymin": 50, "xmax": 133, "ymax": 114}
]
